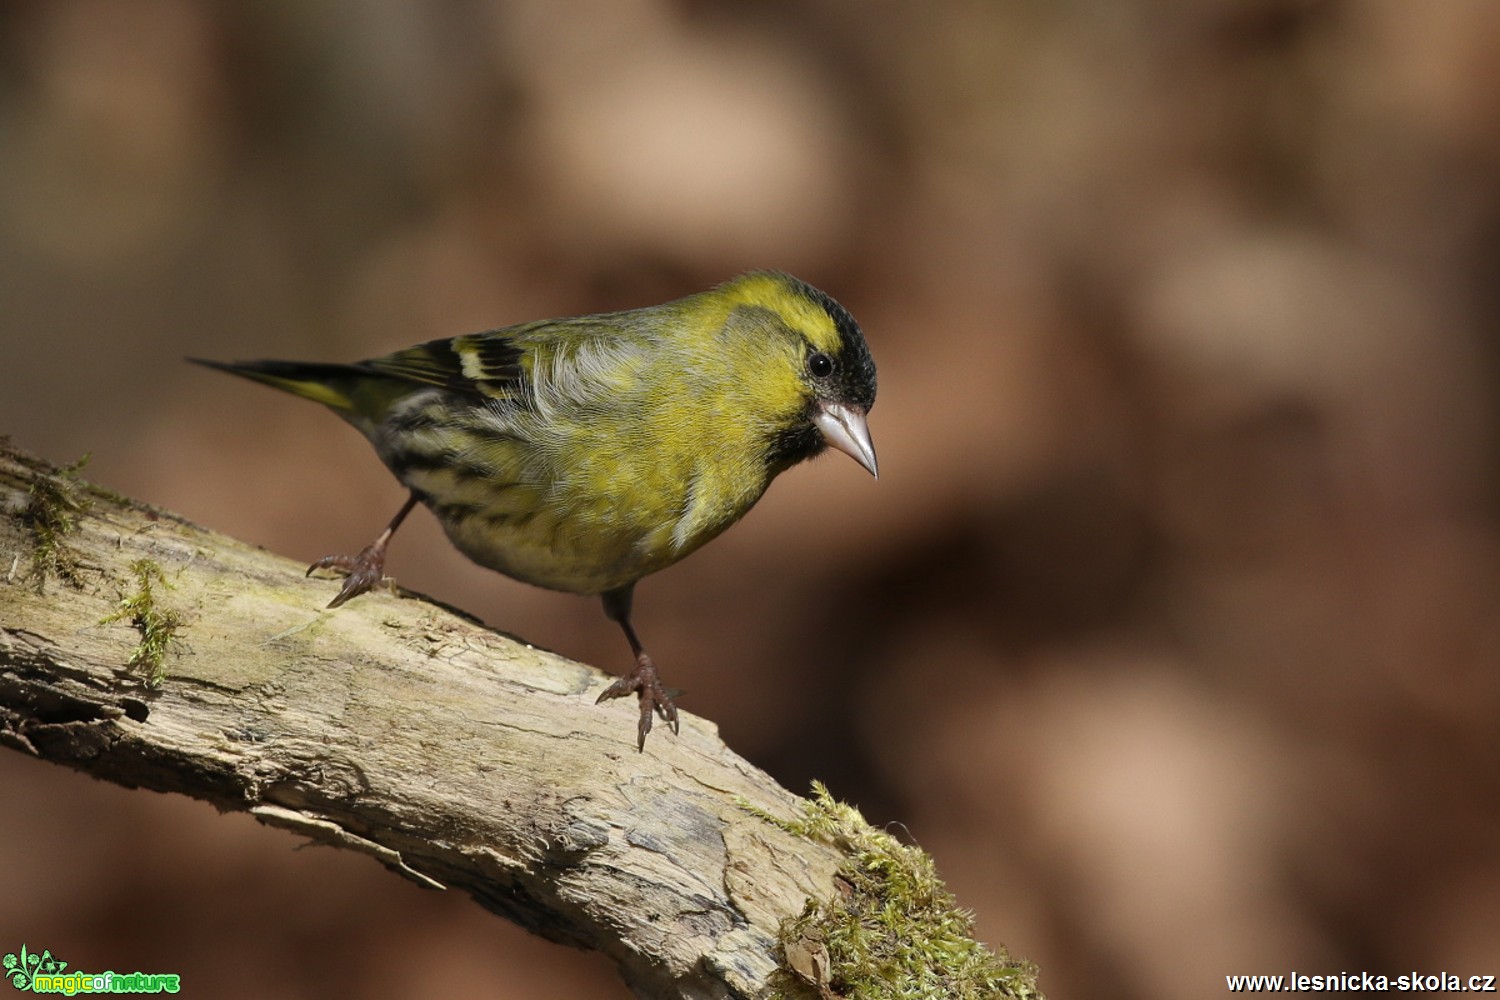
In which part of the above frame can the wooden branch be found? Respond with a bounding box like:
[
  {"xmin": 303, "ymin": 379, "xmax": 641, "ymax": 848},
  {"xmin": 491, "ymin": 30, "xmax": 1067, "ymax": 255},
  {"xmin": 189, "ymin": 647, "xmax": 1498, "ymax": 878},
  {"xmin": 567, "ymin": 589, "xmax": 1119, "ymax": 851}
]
[{"xmin": 0, "ymin": 438, "xmax": 1041, "ymax": 1000}]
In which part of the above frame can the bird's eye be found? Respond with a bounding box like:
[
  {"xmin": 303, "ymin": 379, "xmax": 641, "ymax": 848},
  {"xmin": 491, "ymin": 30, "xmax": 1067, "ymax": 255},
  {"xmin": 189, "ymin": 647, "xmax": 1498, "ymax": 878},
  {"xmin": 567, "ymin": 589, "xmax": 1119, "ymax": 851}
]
[{"xmin": 808, "ymin": 352, "xmax": 834, "ymax": 378}]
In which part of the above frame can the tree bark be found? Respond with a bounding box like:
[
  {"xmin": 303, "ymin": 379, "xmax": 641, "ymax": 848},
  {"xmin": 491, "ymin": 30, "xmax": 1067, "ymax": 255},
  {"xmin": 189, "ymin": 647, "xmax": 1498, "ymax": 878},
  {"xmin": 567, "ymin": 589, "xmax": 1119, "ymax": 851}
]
[{"xmin": 0, "ymin": 438, "xmax": 1035, "ymax": 1000}]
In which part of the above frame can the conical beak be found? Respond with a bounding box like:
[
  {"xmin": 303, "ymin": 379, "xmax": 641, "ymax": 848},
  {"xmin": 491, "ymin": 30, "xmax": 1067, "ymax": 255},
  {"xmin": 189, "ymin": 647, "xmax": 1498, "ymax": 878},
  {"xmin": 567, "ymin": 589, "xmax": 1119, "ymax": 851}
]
[{"xmin": 813, "ymin": 401, "xmax": 878, "ymax": 478}]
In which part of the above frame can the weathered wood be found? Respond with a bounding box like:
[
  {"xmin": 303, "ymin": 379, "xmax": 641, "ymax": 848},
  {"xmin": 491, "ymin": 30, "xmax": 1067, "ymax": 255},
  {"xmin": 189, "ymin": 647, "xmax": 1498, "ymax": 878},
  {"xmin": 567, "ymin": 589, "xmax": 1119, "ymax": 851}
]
[{"xmin": 1, "ymin": 438, "xmax": 1045, "ymax": 1000}]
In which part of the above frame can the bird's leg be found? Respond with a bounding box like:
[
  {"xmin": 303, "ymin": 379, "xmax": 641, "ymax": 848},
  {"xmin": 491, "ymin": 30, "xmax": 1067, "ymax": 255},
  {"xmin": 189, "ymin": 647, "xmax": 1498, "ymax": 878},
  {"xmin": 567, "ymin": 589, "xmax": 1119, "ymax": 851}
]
[
  {"xmin": 595, "ymin": 586, "xmax": 680, "ymax": 751},
  {"xmin": 307, "ymin": 492, "xmax": 420, "ymax": 609}
]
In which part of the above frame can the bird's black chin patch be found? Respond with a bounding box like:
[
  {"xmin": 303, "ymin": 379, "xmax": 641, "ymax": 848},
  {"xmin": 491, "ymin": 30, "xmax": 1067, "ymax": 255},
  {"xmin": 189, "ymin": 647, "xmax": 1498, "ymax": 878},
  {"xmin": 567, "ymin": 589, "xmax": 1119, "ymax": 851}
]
[{"xmin": 766, "ymin": 420, "xmax": 826, "ymax": 473}]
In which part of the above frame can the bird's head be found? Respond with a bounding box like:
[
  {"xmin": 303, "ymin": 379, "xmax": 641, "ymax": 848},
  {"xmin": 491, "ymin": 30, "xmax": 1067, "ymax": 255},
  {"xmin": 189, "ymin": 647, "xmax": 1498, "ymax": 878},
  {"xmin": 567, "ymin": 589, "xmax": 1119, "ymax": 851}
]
[{"xmin": 708, "ymin": 271, "xmax": 878, "ymax": 479}]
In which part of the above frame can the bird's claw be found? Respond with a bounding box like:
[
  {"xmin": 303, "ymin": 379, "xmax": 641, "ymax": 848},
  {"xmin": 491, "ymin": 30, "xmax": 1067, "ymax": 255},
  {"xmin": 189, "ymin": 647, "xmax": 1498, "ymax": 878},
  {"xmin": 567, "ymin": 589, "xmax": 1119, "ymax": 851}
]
[
  {"xmin": 596, "ymin": 656, "xmax": 680, "ymax": 751},
  {"xmin": 306, "ymin": 545, "xmax": 388, "ymax": 608}
]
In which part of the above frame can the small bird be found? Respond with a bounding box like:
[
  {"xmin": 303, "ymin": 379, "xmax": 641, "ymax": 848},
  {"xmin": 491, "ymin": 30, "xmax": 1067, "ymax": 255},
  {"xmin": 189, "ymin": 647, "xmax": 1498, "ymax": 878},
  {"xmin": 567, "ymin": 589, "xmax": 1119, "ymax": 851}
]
[{"xmin": 192, "ymin": 270, "xmax": 877, "ymax": 749}]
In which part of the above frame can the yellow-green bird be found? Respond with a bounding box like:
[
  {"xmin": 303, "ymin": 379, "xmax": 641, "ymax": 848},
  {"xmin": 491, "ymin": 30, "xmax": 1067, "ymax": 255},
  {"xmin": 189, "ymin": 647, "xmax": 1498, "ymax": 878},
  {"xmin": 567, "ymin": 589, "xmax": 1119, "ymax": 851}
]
[{"xmin": 193, "ymin": 271, "xmax": 877, "ymax": 749}]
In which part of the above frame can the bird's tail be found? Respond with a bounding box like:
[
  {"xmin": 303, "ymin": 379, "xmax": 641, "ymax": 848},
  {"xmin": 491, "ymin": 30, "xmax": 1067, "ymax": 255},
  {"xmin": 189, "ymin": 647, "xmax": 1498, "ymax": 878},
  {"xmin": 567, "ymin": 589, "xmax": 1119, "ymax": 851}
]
[{"xmin": 188, "ymin": 358, "xmax": 370, "ymax": 414}]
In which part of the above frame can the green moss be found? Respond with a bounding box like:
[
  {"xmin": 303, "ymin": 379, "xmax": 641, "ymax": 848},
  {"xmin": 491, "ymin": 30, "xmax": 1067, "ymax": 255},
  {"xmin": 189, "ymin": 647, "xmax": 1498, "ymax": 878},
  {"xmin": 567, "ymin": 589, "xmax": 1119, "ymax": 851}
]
[
  {"xmin": 753, "ymin": 782, "xmax": 1043, "ymax": 1000},
  {"xmin": 18, "ymin": 453, "xmax": 93, "ymax": 592},
  {"xmin": 81, "ymin": 479, "xmax": 136, "ymax": 507},
  {"xmin": 100, "ymin": 559, "xmax": 184, "ymax": 686}
]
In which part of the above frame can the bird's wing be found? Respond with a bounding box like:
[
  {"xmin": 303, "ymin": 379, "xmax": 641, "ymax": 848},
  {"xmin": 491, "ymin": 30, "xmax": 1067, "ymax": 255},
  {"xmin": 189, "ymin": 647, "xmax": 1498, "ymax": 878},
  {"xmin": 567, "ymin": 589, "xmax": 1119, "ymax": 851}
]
[{"xmin": 362, "ymin": 333, "xmax": 526, "ymax": 401}]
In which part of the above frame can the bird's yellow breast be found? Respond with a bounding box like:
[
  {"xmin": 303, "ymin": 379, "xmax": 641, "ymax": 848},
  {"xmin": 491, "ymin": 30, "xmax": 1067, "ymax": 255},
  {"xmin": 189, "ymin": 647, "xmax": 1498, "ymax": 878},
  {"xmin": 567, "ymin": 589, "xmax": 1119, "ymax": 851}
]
[{"xmin": 378, "ymin": 363, "xmax": 779, "ymax": 595}]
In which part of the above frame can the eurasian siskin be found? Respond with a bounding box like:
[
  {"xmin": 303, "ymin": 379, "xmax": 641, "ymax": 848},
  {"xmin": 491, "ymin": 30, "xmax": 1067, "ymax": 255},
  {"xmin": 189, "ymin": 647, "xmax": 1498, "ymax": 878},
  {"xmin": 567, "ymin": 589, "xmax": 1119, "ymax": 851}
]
[{"xmin": 193, "ymin": 270, "xmax": 877, "ymax": 749}]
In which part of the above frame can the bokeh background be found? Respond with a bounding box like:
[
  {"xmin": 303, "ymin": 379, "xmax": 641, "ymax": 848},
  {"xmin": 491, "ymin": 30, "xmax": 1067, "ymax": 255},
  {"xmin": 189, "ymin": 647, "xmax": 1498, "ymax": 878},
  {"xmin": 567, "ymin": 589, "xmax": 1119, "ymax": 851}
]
[{"xmin": 4, "ymin": 1, "xmax": 1500, "ymax": 997}]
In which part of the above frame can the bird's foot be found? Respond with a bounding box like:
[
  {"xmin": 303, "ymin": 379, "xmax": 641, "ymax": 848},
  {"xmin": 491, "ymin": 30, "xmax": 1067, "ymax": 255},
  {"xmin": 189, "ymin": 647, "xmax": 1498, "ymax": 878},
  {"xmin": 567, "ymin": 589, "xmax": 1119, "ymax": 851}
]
[
  {"xmin": 596, "ymin": 655, "xmax": 680, "ymax": 751},
  {"xmin": 306, "ymin": 543, "xmax": 389, "ymax": 609}
]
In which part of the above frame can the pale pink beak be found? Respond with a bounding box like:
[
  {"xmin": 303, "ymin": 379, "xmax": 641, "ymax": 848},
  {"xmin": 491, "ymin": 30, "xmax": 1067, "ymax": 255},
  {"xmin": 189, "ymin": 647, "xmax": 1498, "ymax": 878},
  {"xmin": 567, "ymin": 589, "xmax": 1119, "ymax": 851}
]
[{"xmin": 813, "ymin": 401, "xmax": 878, "ymax": 478}]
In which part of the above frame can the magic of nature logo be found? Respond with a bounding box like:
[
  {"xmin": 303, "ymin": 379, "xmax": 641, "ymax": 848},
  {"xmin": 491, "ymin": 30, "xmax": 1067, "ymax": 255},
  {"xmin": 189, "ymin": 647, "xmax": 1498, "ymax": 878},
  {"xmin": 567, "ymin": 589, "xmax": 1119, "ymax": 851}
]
[{"xmin": 4, "ymin": 945, "xmax": 180, "ymax": 995}]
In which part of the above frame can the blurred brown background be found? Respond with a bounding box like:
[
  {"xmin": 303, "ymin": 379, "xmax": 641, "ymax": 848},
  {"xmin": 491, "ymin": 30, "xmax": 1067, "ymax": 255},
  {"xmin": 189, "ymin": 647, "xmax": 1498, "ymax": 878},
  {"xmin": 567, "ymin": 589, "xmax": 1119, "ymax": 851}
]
[{"xmin": 4, "ymin": 1, "xmax": 1500, "ymax": 997}]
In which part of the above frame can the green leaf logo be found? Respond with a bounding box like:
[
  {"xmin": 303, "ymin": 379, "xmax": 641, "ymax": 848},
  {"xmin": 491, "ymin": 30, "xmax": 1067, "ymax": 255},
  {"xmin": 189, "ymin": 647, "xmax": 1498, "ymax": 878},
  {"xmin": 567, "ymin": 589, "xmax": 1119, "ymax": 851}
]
[{"xmin": 3, "ymin": 945, "xmax": 67, "ymax": 991}]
